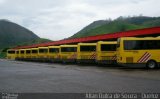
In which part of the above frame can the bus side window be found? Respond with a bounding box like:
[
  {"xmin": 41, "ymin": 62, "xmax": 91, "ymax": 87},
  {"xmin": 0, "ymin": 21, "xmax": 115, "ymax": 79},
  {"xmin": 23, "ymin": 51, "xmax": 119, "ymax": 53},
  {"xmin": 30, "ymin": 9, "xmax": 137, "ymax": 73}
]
[
  {"xmin": 142, "ymin": 40, "xmax": 148, "ymax": 49},
  {"xmin": 148, "ymin": 41, "xmax": 154, "ymax": 49}
]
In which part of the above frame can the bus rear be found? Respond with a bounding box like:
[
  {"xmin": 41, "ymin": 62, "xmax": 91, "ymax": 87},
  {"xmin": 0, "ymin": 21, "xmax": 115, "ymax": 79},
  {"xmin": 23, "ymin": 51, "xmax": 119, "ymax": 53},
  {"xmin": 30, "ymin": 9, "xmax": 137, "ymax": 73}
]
[
  {"xmin": 25, "ymin": 49, "xmax": 31, "ymax": 60},
  {"xmin": 31, "ymin": 48, "xmax": 38, "ymax": 60},
  {"xmin": 60, "ymin": 45, "xmax": 77, "ymax": 63},
  {"xmin": 96, "ymin": 41, "xmax": 117, "ymax": 64},
  {"xmin": 38, "ymin": 47, "xmax": 48, "ymax": 61},
  {"xmin": 15, "ymin": 50, "xmax": 20, "ymax": 60},
  {"xmin": 7, "ymin": 49, "xmax": 16, "ymax": 60},
  {"xmin": 19, "ymin": 49, "xmax": 26, "ymax": 60},
  {"xmin": 48, "ymin": 46, "xmax": 60, "ymax": 62},
  {"xmin": 117, "ymin": 37, "xmax": 160, "ymax": 69},
  {"xmin": 77, "ymin": 43, "xmax": 96, "ymax": 63}
]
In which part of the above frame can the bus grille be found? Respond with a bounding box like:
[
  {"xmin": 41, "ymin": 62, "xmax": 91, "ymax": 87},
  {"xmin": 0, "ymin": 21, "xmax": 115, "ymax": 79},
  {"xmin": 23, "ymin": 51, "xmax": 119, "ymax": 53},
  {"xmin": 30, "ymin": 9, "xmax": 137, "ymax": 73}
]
[{"xmin": 126, "ymin": 57, "xmax": 133, "ymax": 63}]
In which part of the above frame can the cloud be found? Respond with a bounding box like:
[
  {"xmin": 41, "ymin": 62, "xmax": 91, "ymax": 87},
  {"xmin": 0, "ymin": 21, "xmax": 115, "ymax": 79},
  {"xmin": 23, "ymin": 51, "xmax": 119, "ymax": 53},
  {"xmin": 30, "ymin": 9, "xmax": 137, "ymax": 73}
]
[
  {"xmin": 0, "ymin": 0, "xmax": 5, "ymax": 4},
  {"xmin": 0, "ymin": 0, "xmax": 160, "ymax": 40}
]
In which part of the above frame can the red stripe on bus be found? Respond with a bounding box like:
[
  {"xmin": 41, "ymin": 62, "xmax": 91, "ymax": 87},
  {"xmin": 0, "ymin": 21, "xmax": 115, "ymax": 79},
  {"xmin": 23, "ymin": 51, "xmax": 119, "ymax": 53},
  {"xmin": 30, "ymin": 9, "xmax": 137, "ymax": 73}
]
[
  {"xmin": 141, "ymin": 53, "xmax": 151, "ymax": 63},
  {"xmin": 144, "ymin": 55, "xmax": 151, "ymax": 62},
  {"xmin": 139, "ymin": 53, "xmax": 150, "ymax": 63},
  {"xmin": 112, "ymin": 56, "xmax": 116, "ymax": 60},
  {"xmin": 138, "ymin": 52, "xmax": 151, "ymax": 63},
  {"xmin": 70, "ymin": 53, "xmax": 77, "ymax": 59},
  {"xmin": 139, "ymin": 53, "xmax": 149, "ymax": 63},
  {"xmin": 90, "ymin": 52, "xmax": 96, "ymax": 59},
  {"xmin": 137, "ymin": 52, "xmax": 148, "ymax": 62}
]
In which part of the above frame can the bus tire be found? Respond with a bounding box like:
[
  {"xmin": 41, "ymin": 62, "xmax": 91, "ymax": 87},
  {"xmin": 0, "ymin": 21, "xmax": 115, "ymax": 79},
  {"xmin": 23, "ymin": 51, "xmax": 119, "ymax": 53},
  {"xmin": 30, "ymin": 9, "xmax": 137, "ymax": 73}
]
[{"xmin": 146, "ymin": 60, "xmax": 157, "ymax": 69}]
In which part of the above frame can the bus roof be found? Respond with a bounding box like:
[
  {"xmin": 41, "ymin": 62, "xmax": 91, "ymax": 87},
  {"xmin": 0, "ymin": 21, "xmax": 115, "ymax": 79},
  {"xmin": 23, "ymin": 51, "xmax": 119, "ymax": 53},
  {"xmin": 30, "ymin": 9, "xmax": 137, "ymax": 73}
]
[
  {"xmin": 78, "ymin": 43, "xmax": 96, "ymax": 45},
  {"xmin": 48, "ymin": 46, "xmax": 60, "ymax": 48},
  {"xmin": 31, "ymin": 48, "xmax": 38, "ymax": 50},
  {"xmin": 97, "ymin": 41, "xmax": 117, "ymax": 44},
  {"xmin": 60, "ymin": 45, "xmax": 77, "ymax": 47},
  {"xmin": 120, "ymin": 37, "xmax": 160, "ymax": 40},
  {"xmin": 38, "ymin": 47, "xmax": 48, "ymax": 49},
  {"xmin": 20, "ymin": 49, "xmax": 27, "ymax": 51},
  {"xmin": 25, "ymin": 49, "xmax": 31, "ymax": 50}
]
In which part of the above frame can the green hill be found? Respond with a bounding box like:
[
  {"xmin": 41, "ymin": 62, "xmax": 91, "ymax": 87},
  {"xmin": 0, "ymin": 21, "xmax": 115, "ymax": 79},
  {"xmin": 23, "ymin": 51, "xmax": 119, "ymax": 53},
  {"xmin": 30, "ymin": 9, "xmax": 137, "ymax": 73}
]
[
  {"xmin": 70, "ymin": 16, "xmax": 160, "ymax": 38},
  {"xmin": 0, "ymin": 19, "xmax": 52, "ymax": 58},
  {"xmin": 0, "ymin": 19, "xmax": 51, "ymax": 49},
  {"xmin": 0, "ymin": 19, "xmax": 39, "ymax": 49}
]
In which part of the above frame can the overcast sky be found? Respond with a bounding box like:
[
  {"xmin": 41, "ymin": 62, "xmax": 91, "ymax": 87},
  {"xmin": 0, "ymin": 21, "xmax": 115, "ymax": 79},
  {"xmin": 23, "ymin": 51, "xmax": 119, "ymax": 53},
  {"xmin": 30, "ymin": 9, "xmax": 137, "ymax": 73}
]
[{"xmin": 0, "ymin": 0, "xmax": 160, "ymax": 40}]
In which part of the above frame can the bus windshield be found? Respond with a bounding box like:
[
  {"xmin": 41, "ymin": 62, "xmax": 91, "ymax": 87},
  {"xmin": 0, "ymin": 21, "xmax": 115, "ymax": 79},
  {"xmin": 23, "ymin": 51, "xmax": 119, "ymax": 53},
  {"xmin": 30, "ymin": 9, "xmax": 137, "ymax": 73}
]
[
  {"xmin": 8, "ymin": 51, "xmax": 15, "ymax": 54},
  {"xmin": 26, "ymin": 50, "xmax": 31, "ymax": 54},
  {"xmin": 80, "ymin": 46, "xmax": 96, "ymax": 51},
  {"xmin": 61, "ymin": 47, "xmax": 77, "ymax": 52},
  {"xmin": 39, "ymin": 49, "xmax": 48, "ymax": 53},
  {"xmin": 49, "ymin": 48, "xmax": 59, "ymax": 53},
  {"xmin": 20, "ymin": 51, "xmax": 24, "ymax": 54},
  {"xmin": 32, "ymin": 50, "xmax": 38, "ymax": 53},
  {"xmin": 101, "ymin": 44, "xmax": 116, "ymax": 51}
]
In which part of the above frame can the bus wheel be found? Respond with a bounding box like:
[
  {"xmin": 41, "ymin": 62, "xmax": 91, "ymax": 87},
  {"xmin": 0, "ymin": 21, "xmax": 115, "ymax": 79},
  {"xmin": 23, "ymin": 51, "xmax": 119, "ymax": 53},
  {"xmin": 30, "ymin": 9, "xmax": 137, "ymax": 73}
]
[{"xmin": 146, "ymin": 60, "xmax": 157, "ymax": 69}]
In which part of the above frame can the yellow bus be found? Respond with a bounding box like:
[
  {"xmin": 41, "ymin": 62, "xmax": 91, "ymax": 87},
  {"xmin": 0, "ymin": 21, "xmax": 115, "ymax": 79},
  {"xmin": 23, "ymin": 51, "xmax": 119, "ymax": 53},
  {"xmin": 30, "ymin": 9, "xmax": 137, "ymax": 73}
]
[
  {"xmin": 19, "ymin": 49, "xmax": 26, "ymax": 59},
  {"xmin": 96, "ymin": 41, "xmax": 117, "ymax": 64},
  {"xmin": 60, "ymin": 45, "xmax": 77, "ymax": 63},
  {"xmin": 25, "ymin": 49, "xmax": 31, "ymax": 60},
  {"xmin": 117, "ymin": 37, "xmax": 160, "ymax": 69},
  {"xmin": 15, "ymin": 49, "xmax": 20, "ymax": 60},
  {"xmin": 48, "ymin": 46, "xmax": 60, "ymax": 62},
  {"xmin": 31, "ymin": 48, "xmax": 38, "ymax": 59},
  {"xmin": 7, "ymin": 49, "xmax": 16, "ymax": 59},
  {"xmin": 77, "ymin": 43, "xmax": 96, "ymax": 63},
  {"xmin": 37, "ymin": 47, "xmax": 48, "ymax": 61}
]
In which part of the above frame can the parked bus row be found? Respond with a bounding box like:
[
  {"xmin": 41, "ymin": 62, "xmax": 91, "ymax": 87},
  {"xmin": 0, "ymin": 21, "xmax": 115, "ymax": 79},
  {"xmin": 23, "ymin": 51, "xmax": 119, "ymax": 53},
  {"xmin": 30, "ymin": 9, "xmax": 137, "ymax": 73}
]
[
  {"xmin": 7, "ymin": 37, "xmax": 160, "ymax": 69},
  {"xmin": 7, "ymin": 41, "xmax": 117, "ymax": 64}
]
